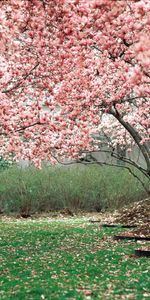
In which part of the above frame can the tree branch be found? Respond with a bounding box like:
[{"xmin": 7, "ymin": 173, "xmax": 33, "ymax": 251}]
[
  {"xmin": 2, "ymin": 62, "xmax": 39, "ymax": 94},
  {"xmin": 52, "ymin": 154, "xmax": 149, "ymax": 194},
  {"xmin": 110, "ymin": 107, "xmax": 150, "ymax": 175}
]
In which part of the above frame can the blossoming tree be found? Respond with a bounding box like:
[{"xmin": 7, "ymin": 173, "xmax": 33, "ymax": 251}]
[{"xmin": 0, "ymin": 0, "xmax": 150, "ymax": 184}]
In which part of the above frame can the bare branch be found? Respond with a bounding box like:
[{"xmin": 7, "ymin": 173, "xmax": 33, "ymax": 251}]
[{"xmin": 52, "ymin": 154, "xmax": 149, "ymax": 194}]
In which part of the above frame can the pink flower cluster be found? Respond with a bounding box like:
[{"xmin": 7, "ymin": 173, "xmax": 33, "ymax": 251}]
[{"xmin": 0, "ymin": 0, "xmax": 149, "ymax": 169}]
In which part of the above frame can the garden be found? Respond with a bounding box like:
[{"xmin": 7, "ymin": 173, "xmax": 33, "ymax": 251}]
[{"xmin": 0, "ymin": 0, "xmax": 150, "ymax": 298}]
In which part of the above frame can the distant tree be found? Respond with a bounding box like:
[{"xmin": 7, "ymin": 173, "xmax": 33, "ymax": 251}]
[{"xmin": 0, "ymin": 0, "xmax": 150, "ymax": 187}]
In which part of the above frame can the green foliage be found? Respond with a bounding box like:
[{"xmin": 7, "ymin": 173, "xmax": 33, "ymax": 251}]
[
  {"xmin": 0, "ymin": 156, "xmax": 13, "ymax": 171},
  {"xmin": 0, "ymin": 165, "xmax": 148, "ymax": 214},
  {"xmin": 0, "ymin": 219, "xmax": 149, "ymax": 299}
]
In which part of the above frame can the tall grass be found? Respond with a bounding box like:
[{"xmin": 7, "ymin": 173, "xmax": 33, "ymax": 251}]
[{"xmin": 0, "ymin": 164, "xmax": 148, "ymax": 215}]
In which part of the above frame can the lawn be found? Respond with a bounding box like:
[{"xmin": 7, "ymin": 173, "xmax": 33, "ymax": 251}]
[{"xmin": 0, "ymin": 217, "xmax": 150, "ymax": 299}]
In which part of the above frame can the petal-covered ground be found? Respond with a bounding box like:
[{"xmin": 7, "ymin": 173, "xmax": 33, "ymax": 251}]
[{"xmin": 0, "ymin": 208, "xmax": 150, "ymax": 299}]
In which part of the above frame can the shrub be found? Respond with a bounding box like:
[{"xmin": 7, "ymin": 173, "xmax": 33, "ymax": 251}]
[{"xmin": 0, "ymin": 164, "xmax": 148, "ymax": 215}]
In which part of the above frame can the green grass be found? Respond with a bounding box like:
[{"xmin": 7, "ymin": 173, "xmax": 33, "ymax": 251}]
[
  {"xmin": 0, "ymin": 165, "xmax": 148, "ymax": 214},
  {"xmin": 0, "ymin": 218, "xmax": 150, "ymax": 299}
]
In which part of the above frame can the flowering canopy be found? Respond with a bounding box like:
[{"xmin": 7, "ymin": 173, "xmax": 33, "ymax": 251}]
[{"xmin": 0, "ymin": 0, "xmax": 150, "ymax": 178}]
